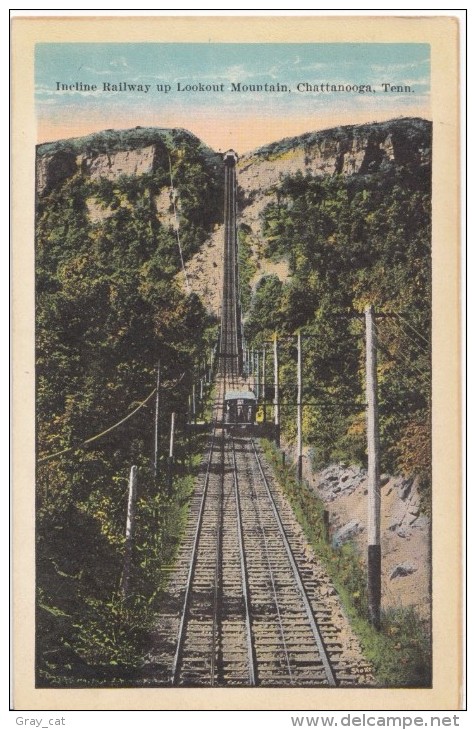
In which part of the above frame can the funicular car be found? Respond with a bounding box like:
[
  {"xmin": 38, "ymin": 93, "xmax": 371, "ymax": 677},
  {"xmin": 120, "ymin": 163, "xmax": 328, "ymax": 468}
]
[{"xmin": 223, "ymin": 390, "xmax": 256, "ymax": 431}]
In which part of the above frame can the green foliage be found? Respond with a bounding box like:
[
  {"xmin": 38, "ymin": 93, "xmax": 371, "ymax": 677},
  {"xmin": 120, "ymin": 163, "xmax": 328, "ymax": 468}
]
[
  {"xmin": 237, "ymin": 225, "xmax": 257, "ymax": 312},
  {"xmin": 260, "ymin": 439, "xmax": 431, "ymax": 687},
  {"xmin": 245, "ymin": 141, "xmax": 431, "ymax": 493},
  {"xmin": 37, "ymin": 126, "xmax": 217, "ymax": 161},
  {"xmin": 249, "ymin": 117, "xmax": 430, "ymax": 168},
  {"xmin": 246, "ymin": 274, "xmax": 285, "ymax": 343},
  {"xmin": 36, "ymin": 131, "xmax": 221, "ymax": 686}
]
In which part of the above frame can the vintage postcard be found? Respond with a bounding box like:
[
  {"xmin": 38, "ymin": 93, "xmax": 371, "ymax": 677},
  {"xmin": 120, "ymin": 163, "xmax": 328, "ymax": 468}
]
[{"xmin": 11, "ymin": 15, "xmax": 461, "ymax": 710}]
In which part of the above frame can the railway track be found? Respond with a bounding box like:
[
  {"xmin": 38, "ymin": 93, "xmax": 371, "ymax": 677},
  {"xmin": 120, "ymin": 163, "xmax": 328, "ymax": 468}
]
[
  {"xmin": 141, "ymin": 152, "xmax": 374, "ymax": 687},
  {"xmin": 219, "ymin": 154, "xmax": 240, "ymax": 386},
  {"xmin": 144, "ymin": 427, "xmax": 373, "ymax": 687}
]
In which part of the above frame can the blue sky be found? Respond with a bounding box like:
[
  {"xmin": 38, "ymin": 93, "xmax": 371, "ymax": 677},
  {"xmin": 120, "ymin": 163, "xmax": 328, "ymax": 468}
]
[{"xmin": 36, "ymin": 43, "xmax": 430, "ymax": 153}]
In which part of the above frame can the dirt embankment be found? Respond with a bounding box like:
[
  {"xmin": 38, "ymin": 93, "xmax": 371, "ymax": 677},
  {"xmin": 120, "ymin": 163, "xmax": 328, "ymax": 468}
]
[{"xmin": 175, "ymin": 224, "xmax": 225, "ymax": 316}]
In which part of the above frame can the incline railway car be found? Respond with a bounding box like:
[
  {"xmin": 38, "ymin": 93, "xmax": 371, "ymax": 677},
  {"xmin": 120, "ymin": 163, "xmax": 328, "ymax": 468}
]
[
  {"xmin": 223, "ymin": 390, "xmax": 256, "ymax": 430},
  {"xmin": 223, "ymin": 149, "xmax": 238, "ymax": 166}
]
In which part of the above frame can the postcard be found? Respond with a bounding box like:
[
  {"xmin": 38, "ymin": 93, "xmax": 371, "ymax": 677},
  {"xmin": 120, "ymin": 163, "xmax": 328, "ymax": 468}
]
[{"xmin": 11, "ymin": 15, "xmax": 461, "ymax": 710}]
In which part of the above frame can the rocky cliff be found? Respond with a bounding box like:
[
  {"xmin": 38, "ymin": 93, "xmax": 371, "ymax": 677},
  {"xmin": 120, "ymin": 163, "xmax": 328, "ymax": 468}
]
[
  {"xmin": 238, "ymin": 117, "xmax": 430, "ymax": 186},
  {"xmin": 35, "ymin": 118, "xmax": 431, "ymax": 309},
  {"xmin": 35, "ymin": 126, "xmax": 217, "ymax": 196},
  {"xmin": 235, "ymin": 117, "xmax": 431, "ymax": 286}
]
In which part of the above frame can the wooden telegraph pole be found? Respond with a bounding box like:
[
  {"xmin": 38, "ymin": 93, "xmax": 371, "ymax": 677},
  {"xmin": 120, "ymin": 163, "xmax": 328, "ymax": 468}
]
[
  {"xmin": 256, "ymin": 351, "xmax": 260, "ymax": 401},
  {"xmin": 153, "ymin": 361, "xmax": 161, "ymax": 480},
  {"xmin": 261, "ymin": 347, "xmax": 266, "ymax": 421},
  {"xmin": 168, "ymin": 412, "xmax": 175, "ymax": 492},
  {"xmin": 296, "ymin": 330, "xmax": 303, "ymax": 481},
  {"xmin": 121, "ymin": 465, "xmax": 138, "ymax": 598},
  {"xmin": 274, "ymin": 333, "xmax": 280, "ymax": 447},
  {"xmin": 365, "ymin": 305, "xmax": 381, "ymax": 629}
]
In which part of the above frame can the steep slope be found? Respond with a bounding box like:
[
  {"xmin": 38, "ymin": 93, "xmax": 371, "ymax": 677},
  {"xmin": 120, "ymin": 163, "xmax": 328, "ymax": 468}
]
[
  {"xmin": 37, "ymin": 126, "xmax": 220, "ymax": 193},
  {"xmin": 35, "ymin": 118, "xmax": 432, "ymax": 686},
  {"xmin": 236, "ymin": 117, "xmax": 431, "ymax": 286}
]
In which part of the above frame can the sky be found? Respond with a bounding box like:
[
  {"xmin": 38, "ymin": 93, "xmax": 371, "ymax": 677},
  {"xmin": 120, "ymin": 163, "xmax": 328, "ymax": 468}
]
[{"xmin": 35, "ymin": 43, "xmax": 430, "ymax": 154}]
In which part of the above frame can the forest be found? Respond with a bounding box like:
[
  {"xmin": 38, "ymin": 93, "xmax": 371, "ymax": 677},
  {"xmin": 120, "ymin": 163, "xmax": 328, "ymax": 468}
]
[{"xmin": 240, "ymin": 137, "xmax": 431, "ymax": 496}]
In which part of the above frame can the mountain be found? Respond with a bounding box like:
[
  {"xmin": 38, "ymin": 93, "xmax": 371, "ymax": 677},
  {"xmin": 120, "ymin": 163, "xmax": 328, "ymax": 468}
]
[
  {"xmin": 35, "ymin": 118, "xmax": 432, "ymax": 686},
  {"xmin": 232, "ymin": 116, "xmax": 431, "ymax": 485},
  {"xmin": 36, "ymin": 126, "xmax": 220, "ymax": 195},
  {"xmin": 241, "ymin": 117, "xmax": 430, "ymax": 177},
  {"xmin": 235, "ymin": 117, "xmax": 431, "ymax": 281}
]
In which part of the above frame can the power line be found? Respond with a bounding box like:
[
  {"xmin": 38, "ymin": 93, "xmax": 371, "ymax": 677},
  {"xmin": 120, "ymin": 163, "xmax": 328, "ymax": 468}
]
[
  {"xmin": 375, "ymin": 325, "xmax": 431, "ymax": 383},
  {"xmin": 394, "ymin": 311, "xmax": 430, "ymax": 347},
  {"xmin": 376, "ymin": 336, "xmax": 431, "ymax": 388},
  {"xmin": 38, "ymin": 386, "xmax": 157, "ymax": 464},
  {"xmin": 169, "ymin": 155, "xmax": 191, "ymax": 294},
  {"xmin": 380, "ymin": 316, "xmax": 430, "ymax": 358}
]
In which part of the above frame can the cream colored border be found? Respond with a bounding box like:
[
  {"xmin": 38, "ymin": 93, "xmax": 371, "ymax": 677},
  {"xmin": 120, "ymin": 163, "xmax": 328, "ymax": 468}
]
[{"xmin": 12, "ymin": 15, "xmax": 461, "ymax": 710}]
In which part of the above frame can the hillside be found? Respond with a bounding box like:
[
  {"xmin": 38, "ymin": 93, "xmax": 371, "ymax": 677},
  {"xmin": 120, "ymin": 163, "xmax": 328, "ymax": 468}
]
[
  {"xmin": 236, "ymin": 117, "xmax": 430, "ymax": 284},
  {"xmin": 36, "ymin": 126, "xmax": 219, "ymax": 193},
  {"xmin": 36, "ymin": 125, "xmax": 223, "ymax": 686},
  {"xmin": 235, "ymin": 116, "xmax": 431, "ymax": 481}
]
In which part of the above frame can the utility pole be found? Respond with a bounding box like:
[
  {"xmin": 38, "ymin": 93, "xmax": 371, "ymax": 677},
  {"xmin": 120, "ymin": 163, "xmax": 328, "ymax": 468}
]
[
  {"xmin": 121, "ymin": 465, "xmax": 137, "ymax": 598},
  {"xmin": 365, "ymin": 305, "xmax": 381, "ymax": 629},
  {"xmin": 168, "ymin": 412, "xmax": 175, "ymax": 492},
  {"xmin": 192, "ymin": 383, "xmax": 196, "ymax": 425},
  {"xmin": 256, "ymin": 351, "xmax": 260, "ymax": 401},
  {"xmin": 153, "ymin": 361, "xmax": 161, "ymax": 480},
  {"xmin": 187, "ymin": 395, "xmax": 192, "ymax": 467},
  {"xmin": 274, "ymin": 333, "xmax": 280, "ymax": 447},
  {"xmin": 296, "ymin": 330, "xmax": 303, "ymax": 482},
  {"xmin": 262, "ymin": 347, "xmax": 267, "ymax": 422}
]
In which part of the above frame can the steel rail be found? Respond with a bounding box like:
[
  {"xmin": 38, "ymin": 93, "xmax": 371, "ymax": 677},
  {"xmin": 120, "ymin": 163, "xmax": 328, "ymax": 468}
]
[
  {"xmin": 230, "ymin": 435, "xmax": 258, "ymax": 686},
  {"xmin": 239, "ymin": 438, "xmax": 294, "ymax": 682},
  {"xmin": 170, "ymin": 425, "xmax": 218, "ymax": 685},
  {"xmin": 210, "ymin": 429, "xmax": 225, "ymax": 685},
  {"xmin": 250, "ymin": 438, "xmax": 338, "ymax": 687}
]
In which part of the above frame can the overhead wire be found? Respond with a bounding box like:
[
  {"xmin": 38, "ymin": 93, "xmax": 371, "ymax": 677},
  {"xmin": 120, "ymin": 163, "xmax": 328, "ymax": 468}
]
[
  {"xmin": 383, "ymin": 316, "xmax": 430, "ymax": 358},
  {"xmin": 376, "ymin": 336, "xmax": 431, "ymax": 389},
  {"xmin": 38, "ymin": 386, "xmax": 157, "ymax": 464},
  {"xmin": 375, "ymin": 324, "xmax": 431, "ymax": 387},
  {"xmin": 394, "ymin": 311, "xmax": 430, "ymax": 347},
  {"xmin": 168, "ymin": 155, "xmax": 191, "ymax": 294}
]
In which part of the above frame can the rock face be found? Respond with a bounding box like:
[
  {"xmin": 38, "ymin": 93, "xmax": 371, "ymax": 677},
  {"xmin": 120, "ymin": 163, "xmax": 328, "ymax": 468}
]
[
  {"xmin": 35, "ymin": 126, "xmax": 212, "ymax": 196},
  {"xmin": 36, "ymin": 144, "xmax": 159, "ymax": 195},
  {"xmin": 236, "ymin": 117, "xmax": 431, "ymax": 289},
  {"xmin": 238, "ymin": 118, "xmax": 430, "ymax": 196},
  {"xmin": 36, "ymin": 151, "xmax": 77, "ymax": 196},
  {"xmin": 78, "ymin": 144, "xmax": 158, "ymax": 181},
  {"xmin": 390, "ymin": 563, "xmax": 417, "ymax": 580},
  {"xmin": 332, "ymin": 519, "xmax": 364, "ymax": 548},
  {"xmin": 295, "ymin": 447, "xmax": 430, "ymax": 620}
]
